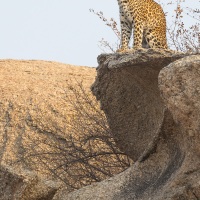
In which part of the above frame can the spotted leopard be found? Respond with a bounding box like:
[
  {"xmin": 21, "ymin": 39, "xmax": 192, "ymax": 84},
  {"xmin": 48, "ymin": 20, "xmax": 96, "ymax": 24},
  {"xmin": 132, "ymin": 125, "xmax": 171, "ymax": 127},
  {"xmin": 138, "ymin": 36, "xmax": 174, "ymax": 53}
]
[{"xmin": 117, "ymin": 0, "xmax": 168, "ymax": 52}]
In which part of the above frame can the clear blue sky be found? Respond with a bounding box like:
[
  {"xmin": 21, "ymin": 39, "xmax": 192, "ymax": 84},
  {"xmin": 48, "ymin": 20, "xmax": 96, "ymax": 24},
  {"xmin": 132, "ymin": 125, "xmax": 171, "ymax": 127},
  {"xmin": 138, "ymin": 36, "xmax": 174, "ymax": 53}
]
[{"xmin": 0, "ymin": 0, "xmax": 199, "ymax": 67}]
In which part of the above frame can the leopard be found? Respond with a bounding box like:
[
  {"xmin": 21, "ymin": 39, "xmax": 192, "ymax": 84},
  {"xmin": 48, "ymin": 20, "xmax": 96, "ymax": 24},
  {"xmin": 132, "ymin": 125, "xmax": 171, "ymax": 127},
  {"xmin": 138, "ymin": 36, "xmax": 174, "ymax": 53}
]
[{"xmin": 117, "ymin": 0, "xmax": 168, "ymax": 52}]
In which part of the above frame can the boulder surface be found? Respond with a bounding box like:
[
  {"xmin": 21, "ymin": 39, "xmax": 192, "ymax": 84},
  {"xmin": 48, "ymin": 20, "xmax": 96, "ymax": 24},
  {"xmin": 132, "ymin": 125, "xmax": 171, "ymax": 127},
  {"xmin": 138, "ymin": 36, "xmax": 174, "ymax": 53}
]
[
  {"xmin": 0, "ymin": 60, "xmax": 95, "ymax": 199},
  {"xmin": 61, "ymin": 50, "xmax": 200, "ymax": 200}
]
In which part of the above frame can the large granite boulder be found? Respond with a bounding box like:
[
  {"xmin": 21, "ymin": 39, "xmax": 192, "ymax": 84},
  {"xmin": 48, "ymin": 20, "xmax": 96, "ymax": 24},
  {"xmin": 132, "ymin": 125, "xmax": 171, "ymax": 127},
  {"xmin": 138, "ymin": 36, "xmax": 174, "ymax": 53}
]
[
  {"xmin": 0, "ymin": 60, "xmax": 95, "ymax": 199},
  {"xmin": 0, "ymin": 60, "xmax": 95, "ymax": 168},
  {"xmin": 59, "ymin": 50, "xmax": 200, "ymax": 199}
]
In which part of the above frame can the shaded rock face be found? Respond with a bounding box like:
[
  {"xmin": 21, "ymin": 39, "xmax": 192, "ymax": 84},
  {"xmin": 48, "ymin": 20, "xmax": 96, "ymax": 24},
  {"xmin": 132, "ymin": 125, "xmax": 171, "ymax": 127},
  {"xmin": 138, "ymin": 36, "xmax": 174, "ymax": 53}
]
[
  {"xmin": 62, "ymin": 50, "xmax": 200, "ymax": 200},
  {"xmin": 92, "ymin": 49, "xmax": 189, "ymax": 162}
]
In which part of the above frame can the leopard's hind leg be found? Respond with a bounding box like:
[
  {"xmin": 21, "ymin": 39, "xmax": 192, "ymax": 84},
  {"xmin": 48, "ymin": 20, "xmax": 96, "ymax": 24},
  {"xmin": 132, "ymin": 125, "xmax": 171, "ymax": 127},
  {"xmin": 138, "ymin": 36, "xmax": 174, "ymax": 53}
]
[{"xmin": 144, "ymin": 27, "xmax": 168, "ymax": 49}]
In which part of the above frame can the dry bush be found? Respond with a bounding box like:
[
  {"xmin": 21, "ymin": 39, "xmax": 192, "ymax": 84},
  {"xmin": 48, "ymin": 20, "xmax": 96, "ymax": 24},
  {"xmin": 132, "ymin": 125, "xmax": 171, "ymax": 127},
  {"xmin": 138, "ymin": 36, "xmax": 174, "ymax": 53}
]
[
  {"xmin": 166, "ymin": 0, "xmax": 200, "ymax": 53},
  {"xmin": 89, "ymin": 9, "xmax": 121, "ymax": 53},
  {"xmin": 16, "ymin": 82, "xmax": 130, "ymax": 191}
]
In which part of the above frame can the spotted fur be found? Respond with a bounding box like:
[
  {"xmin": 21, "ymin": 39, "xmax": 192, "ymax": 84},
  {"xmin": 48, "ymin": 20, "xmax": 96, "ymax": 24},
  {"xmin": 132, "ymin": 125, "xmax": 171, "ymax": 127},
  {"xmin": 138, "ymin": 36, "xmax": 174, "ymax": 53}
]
[{"xmin": 117, "ymin": 0, "xmax": 168, "ymax": 52}]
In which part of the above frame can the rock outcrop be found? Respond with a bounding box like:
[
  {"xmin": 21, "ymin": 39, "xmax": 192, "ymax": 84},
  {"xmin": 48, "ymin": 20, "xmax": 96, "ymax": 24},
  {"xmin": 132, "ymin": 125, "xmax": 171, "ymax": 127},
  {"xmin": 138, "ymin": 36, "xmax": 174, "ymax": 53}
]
[
  {"xmin": 1, "ymin": 52, "xmax": 200, "ymax": 199},
  {"xmin": 61, "ymin": 49, "xmax": 200, "ymax": 199},
  {"xmin": 0, "ymin": 165, "xmax": 60, "ymax": 200}
]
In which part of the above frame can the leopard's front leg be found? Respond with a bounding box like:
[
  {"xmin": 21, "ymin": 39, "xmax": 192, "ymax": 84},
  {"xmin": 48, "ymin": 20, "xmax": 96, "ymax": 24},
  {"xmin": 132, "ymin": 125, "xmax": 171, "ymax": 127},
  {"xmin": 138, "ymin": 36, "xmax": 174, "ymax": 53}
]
[
  {"xmin": 132, "ymin": 21, "xmax": 144, "ymax": 49},
  {"xmin": 117, "ymin": 14, "xmax": 132, "ymax": 53}
]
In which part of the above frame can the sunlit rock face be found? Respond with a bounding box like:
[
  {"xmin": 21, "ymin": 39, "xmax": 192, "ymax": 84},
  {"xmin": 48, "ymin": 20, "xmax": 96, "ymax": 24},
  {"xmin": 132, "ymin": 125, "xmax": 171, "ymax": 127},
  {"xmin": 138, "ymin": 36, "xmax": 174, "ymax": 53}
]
[{"xmin": 0, "ymin": 60, "xmax": 95, "ymax": 200}]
